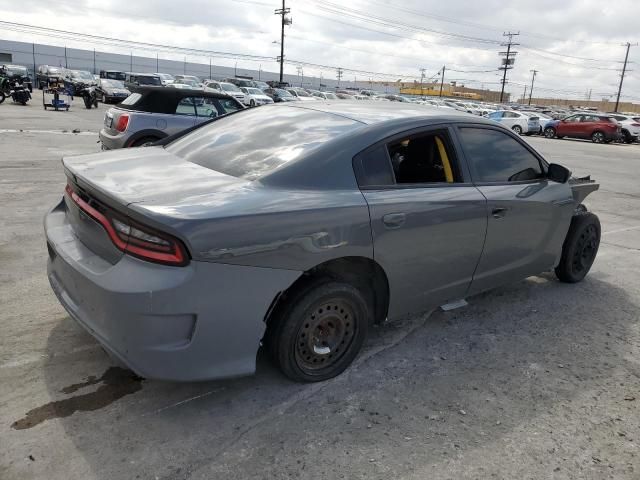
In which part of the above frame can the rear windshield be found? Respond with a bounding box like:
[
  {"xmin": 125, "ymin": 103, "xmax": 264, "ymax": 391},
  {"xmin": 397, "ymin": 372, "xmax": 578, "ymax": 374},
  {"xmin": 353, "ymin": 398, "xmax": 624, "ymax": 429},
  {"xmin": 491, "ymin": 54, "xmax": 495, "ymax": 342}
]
[{"xmin": 166, "ymin": 106, "xmax": 362, "ymax": 180}]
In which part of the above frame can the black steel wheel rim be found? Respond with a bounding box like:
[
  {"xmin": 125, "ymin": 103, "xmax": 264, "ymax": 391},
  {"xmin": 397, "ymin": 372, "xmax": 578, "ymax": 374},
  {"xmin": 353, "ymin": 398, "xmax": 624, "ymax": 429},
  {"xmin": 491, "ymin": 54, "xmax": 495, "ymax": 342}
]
[
  {"xmin": 572, "ymin": 225, "xmax": 598, "ymax": 273},
  {"xmin": 294, "ymin": 298, "xmax": 356, "ymax": 373}
]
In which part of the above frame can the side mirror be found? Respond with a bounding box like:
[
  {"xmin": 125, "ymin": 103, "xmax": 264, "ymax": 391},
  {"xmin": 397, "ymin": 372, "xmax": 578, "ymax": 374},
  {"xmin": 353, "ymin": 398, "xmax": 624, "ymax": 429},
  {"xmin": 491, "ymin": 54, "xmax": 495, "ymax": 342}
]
[{"xmin": 547, "ymin": 163, "xmax": 571, "ymax": 183}]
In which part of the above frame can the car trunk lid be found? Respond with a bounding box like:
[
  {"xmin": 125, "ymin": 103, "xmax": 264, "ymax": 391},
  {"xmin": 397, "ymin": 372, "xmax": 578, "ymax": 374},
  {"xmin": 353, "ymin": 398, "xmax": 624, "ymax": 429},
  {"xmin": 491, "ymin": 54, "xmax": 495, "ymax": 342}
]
[{"xmin": 62, "ymin": 146, "xmax": 250, "ymax": 262}]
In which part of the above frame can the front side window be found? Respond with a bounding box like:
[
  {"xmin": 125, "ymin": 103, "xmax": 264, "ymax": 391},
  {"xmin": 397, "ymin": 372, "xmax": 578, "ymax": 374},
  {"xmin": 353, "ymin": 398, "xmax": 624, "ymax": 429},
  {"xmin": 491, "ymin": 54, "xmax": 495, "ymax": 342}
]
[
  {"xmin": 216, "ymin": 98, "xmax": 242, "ymax": 113},
  {"xmin": 194, "ymin": 97, "xmax": 218, "ymax": 117},
  {"xmin": 386, "ymin": 130, "xmax": 458, "ymax": 184},
  {"xmin": 458, "ymin": 127, "xmax": 544, "ymax": 183}
]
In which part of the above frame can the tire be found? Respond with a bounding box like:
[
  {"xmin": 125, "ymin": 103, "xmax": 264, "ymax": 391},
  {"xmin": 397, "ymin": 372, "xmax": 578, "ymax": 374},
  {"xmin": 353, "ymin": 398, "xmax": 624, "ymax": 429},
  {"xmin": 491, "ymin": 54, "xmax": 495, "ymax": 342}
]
[
  {"xmin": 129, "ymin": 136, "xmax": 160, "ymax": 147},
  {"xmin": 250, "ymin": 99, "xmax": 256, "ymax": 107},
  {"xmin": 512, "ymin": 125, "xmax": 523, "ymax": 135},
  {"xmin": 0, "ymin": 91, "xmax": 5, "ymax": 104},
  {"xmin": 555, "ymin": 212, "xmax": 601, "ymax": 283},
  {"xmin": 266, "ymin": 278, "xmax": 370, "ymax": 382},
  {"xmin": 544, "ymin": 127, "xmax": 556, "ymax": 138},
  {"xmin": 591, "ymin": 131, "xmax": 605, "ymax": 143},
  {"xmin": 621, "ymin": 130, "xmax": 632, "ymax": 144}
]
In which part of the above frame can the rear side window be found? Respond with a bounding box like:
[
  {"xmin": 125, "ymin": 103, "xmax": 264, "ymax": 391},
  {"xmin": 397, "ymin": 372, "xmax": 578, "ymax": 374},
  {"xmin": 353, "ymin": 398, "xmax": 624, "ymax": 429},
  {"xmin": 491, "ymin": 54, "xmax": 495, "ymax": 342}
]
[
  {"xmin": 166, "ymin": 106, "xmax": 362, "ymax": 180},
  {"xmin": 458, "ymin": 128, "xmax": 543, "ymax": 183},
  {"xmin": 120, "ymin": 93, "xmax": 141, "ymax": 105},
  {"xmin": 387, "ymin": 130, "xmax": 458, "ymax": 184}
]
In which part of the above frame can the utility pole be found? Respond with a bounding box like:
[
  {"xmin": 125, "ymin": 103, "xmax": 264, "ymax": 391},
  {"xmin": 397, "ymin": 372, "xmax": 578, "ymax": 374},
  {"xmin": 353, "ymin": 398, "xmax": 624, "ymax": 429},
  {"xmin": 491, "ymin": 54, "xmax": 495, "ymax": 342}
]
[
  {"xmin": 420, "ymin": 68, "xmax": 426, "ymax": 98},
  {"xmin": 156, "ymin": 53, "xmax": 159, "ymax": 73},
  {"xmin": 614, "ymin": 42, "xmax": 636, "ymax": 112},
  {"xmin": 521, "ymin": 84, "xmax": 527, "ymax": 104},
  {"xmin": 64, "ymin": 46, "xmax": 68, "ymax": 68},
  {"xmin": 498, "ymin": 32, "xmax": 519, "ymax": 103},
  {"xmin": 337, "ymin": 67, "xmax": 343, "ymax": 87},
  {"xmin": 130, "ymin": 52, "xmax": 133, "ymax": 71},
  {"xmin": 209, "ymin": 58, "xmax": 212, "ymax": 79},
  {"xmin": 439, "ymin": 65, "xmax": 445, "ymax": 97},
  {"xmin": 183, "ymin": 56, "xmax": 186, "ymax": 74},
  {"xmin": 32, "ymin": 43, "xmax": 36, "ymax": 79},
  {"xmin": 528, "ymin": 69, "xmax": 538, "ymax": 105},
  {"xmin": 274, "ymin": 0, "xmax": 291, "ymax": 84}
]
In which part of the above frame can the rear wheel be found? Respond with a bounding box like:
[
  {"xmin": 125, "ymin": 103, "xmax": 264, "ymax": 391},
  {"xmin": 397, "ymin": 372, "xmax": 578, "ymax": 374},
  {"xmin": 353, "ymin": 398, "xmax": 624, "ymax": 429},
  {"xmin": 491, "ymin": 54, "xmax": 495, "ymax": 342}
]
[
  {"xmin": 0, "ymin": 91, "xmax": 5, "ymax": 104},
  {"xmin": 621, "ymin": 130, "xmax": 632, "ymax": 144},
  {"xmin": 544, "ymin": 127, "xmax": 556, "ymax": 138},
  {"xmin": 250, "ymin": 99, "xmax": 256, "ymax": 107},
  {"xmin": 555, "ymin": 212, "xmax": 601, "ymax": 283},
  {"xmin": 512, "ymin": 125, "xmax": 523, "ymax": 135},
  {"xmin": 591, "ymin": 131, "xmax": 605, "ymax": 143},
  {"xmin": 266, "ymin": 279, "xmax": 370, "ymax": 382}
]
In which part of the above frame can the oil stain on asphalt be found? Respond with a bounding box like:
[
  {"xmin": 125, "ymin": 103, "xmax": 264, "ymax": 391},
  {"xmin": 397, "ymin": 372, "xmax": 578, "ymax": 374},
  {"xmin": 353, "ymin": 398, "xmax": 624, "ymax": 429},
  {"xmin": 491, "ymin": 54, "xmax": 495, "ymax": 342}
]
[{"xmin": 11, "ymin": 367, "xmax": 142, "ymax": 430}]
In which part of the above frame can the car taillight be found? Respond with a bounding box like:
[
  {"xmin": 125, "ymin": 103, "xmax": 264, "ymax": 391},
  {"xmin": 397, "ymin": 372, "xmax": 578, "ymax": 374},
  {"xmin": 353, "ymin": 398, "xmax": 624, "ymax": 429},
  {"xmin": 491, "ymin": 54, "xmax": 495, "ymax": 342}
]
[
  {"xmin": 65, "ymin": 184, "xmax": 189, "ymax": 266},
  {"xmin": 115, "ymin": 113, "xmax": 129, "ymax": 132}
]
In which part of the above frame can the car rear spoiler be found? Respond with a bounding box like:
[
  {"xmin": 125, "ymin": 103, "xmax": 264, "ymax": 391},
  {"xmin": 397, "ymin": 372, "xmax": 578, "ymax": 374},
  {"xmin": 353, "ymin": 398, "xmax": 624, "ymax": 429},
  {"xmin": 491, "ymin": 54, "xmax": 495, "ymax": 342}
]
[{"xmin": 569, "ymin": 175, "xmax": 599, "ymax": 204}]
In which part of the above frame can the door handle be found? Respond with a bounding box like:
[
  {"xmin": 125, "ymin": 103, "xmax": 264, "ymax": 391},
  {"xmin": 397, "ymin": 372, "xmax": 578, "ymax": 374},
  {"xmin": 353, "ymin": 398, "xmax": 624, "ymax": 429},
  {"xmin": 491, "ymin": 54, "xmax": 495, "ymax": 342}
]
[
  {"xmin": 491, "ymin": 207, "xmax": 508, "ymax": 218},
  {"xmin": 382, "ymin": 213, "xmax": 406, "ymax": 228}
]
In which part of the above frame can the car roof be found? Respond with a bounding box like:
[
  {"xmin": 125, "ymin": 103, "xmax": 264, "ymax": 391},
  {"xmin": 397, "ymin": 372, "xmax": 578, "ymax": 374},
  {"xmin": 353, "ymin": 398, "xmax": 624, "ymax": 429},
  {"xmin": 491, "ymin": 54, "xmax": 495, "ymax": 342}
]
[
  {"xmin": 117, "ymin": 86, "xmax": 238, "ymax": 113},
  {"xmin": 281, "ymin": 101, "xmax": 479, "ymax": 126}
]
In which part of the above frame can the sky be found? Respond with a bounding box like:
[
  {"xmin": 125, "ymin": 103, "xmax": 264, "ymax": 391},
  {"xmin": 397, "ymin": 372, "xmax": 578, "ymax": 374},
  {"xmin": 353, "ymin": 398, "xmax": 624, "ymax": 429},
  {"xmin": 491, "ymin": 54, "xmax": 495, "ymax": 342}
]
[{"xmin": 1, "ymin": 0, "xmax": 638, "ymax": 101}]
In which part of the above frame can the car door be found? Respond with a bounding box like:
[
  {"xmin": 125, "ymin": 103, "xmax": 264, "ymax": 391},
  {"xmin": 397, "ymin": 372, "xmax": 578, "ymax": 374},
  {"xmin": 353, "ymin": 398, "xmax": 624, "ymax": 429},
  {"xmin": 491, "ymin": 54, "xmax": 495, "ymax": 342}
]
[
  {"xmin": 356, "ymin": 126, "xmax": 488, "ymax": 317},
  {"xmin": 557, "ymin": 114, "xmax": 582, "ymax": 137},
  {"xmin": 455, "ymin": 125, "xmax": 575, "ymax": 295}
]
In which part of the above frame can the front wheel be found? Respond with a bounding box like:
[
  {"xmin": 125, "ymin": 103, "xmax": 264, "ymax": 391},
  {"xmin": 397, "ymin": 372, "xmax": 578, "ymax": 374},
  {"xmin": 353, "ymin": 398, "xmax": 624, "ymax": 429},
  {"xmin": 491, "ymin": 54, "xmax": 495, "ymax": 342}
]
[
  {"xmin": 512, "ymin": 125, "xmax": 523, "ymax": 135},
  {"xmin": 0, "ymin": 91, "xmax": 5, "ymax": 104},
  {"xmin": 266, "ymin": 279, "xmax": 370, "ymax": 382},
  {"xmin": 250, "ymin": 99, "xmax": 256, "ymax": 107},
  {"xmin": 592, "ymin": 131, "xmax": 605, "ymax": 143},
  {"xmin": 555, "ymin": 212, "xmax": 601, "ymax": 283},
  {"xmin": 544, "ymin": 127, "xmax": 556, "ymax": 138}
]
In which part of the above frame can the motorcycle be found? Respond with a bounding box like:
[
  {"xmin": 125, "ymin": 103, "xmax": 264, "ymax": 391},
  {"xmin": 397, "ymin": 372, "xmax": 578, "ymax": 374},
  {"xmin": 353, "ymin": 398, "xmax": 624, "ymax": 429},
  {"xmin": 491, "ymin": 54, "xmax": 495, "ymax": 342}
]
[
  {"xmin": 0, "ymin": 80, "xmax": 32, "ymax": 105},
  {"xmin": 78, "ymin": 85, "xmax": 99, "ymax": 109}
]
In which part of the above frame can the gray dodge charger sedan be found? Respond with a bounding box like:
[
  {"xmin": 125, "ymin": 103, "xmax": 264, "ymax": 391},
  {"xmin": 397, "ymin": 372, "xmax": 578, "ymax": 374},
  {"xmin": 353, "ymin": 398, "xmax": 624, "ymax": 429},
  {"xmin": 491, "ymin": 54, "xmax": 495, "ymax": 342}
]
[{"xmin": 45, "ymin": 102, "xmax": 601, "ymax": 382}]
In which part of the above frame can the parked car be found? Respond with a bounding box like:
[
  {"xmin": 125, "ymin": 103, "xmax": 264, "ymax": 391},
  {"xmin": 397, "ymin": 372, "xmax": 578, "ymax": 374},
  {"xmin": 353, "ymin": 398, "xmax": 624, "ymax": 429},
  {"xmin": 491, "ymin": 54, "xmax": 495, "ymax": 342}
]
[
  {"xmin": 170, "ymin": 78, "xmax": 200, "ymax": 89},
  {"xmin": 203, "ymin": 80, "xmax": 246, "ymax": 104},
  {"xmin": 174, "ymin": 75, "xmax": 203, "ymax": 87},
  {"xmin": 98, "ymin": 86, "xmax": 243, "ymax": 149},
  {"xmin": 486, "ymin": 110, "xmax": 540, "ymax": 135},
  {"xmin": 608, "ymin": 114, "xmax": 640, "ymax": 143},
  {"xmin": 0, "ymin": 64, "xmax": 32, "ymax": 92},
  {"xmin": 155, "ymin": 73, "xmax": 175, "ymax": 86},
  {"xmin": 336, "ymin": 93, "xmax": 356, "ymax": 100},
  {"xmin": 239, "ymin": 87, "xmax": 274, "ymax": 107},
  {"xmin": 252, "ymin": 80, "xmax": 270, "ymax": 90},
  {"xmin": 263, "ymin": 87, "xmax": 298, "ymax": 102},
  {"xmin": 124, "ymin": 73, "xmax": 163, "ymax": 90},
  {"xmin": 224, "ymin": 77, "xmax": 256, "ymax": 88},
  {"xmin": 96, "ymin": 78, "xmax": 131, "ymax": 103},
  {"xmin": 63, "ymin": 70, "xmax": 97, "ymax": 96},
  {"xmin": 47, "ymin": 102, "xmax": 600, "ymax": 383},
  {"xmin": 99, "ymin": 70, "xmax": 126, "ymax": 81},
  {"xmin": 312, "ymin": 91, "xmax": 339, "ymax": 100},
  {"xmin": 544, "ymin": 114, "xmax": 622, "ymax": 143},
  {"xmin": 286, "ymin": 87, "xmax": 317, "ymax": 101},
  {"xmin": 36, "ymin": 65, "xmax": 65, "ymax": 89}
]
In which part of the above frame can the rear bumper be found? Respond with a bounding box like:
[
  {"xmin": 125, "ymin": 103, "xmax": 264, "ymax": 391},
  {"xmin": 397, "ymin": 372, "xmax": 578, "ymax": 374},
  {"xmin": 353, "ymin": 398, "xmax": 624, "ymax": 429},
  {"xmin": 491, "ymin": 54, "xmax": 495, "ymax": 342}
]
[
  {"xmin": 99, "ymin": 128, "xmax": 128, "ymax": 149},
  {"xmin": 45, "ymin": 199, "xmax": 301, "ymax": 381}
]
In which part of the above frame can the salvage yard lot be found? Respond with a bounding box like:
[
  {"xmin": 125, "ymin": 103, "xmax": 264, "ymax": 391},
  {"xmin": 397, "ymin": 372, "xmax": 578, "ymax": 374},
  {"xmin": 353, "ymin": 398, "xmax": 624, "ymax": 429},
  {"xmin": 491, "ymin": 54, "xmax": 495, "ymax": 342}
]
[{"xmin": 1, "ymin": 101, "xmax": 639, "ymax": 480}]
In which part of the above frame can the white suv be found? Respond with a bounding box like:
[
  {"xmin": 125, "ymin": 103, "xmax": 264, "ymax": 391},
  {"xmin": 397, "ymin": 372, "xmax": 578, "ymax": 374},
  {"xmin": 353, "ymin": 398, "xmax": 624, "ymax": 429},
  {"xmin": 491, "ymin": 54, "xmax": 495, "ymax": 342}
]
[
  {"xmin": 609, "ymin": 114, "xmax": 640, "ymax": 143},
  {"xmin": 204, "ymin": 81, "xmax": 246, "ymax": 104}
]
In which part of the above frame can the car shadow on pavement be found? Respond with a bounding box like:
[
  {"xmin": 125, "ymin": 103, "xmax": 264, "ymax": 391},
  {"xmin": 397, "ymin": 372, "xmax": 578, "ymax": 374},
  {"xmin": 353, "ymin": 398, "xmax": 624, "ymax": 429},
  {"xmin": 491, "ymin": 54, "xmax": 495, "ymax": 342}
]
[{"xmin": 27, "ymin": 272, "xmax": 639, "ymax": 479}]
